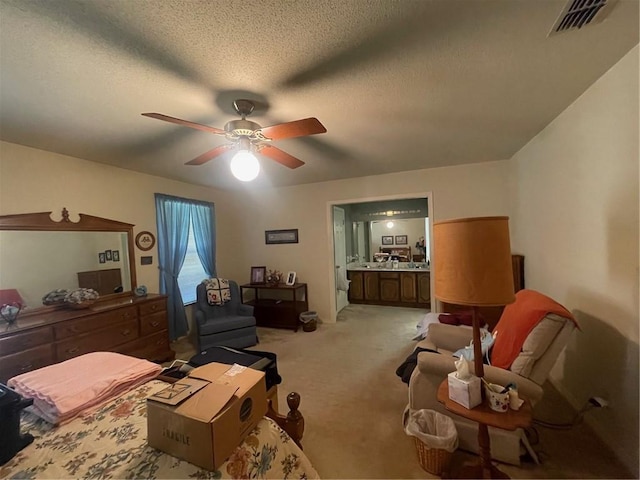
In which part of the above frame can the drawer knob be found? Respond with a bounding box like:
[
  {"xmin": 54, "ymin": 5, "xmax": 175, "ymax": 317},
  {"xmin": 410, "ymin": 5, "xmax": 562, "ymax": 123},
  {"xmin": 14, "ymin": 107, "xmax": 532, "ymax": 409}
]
[
  {"xmin": 121, "ymin": 329, "xmax": 132, "ymax": 336},
  {"xmin": 67, "ymin": 347, "xmax": 80, "ymax": 354},
  {"xmin": 20, "ymin": 363, "xmax": 33, "ymax": 371},
  {"xmin": 150, "ymin": 321, "xmax": 159, "ymax": 327}
]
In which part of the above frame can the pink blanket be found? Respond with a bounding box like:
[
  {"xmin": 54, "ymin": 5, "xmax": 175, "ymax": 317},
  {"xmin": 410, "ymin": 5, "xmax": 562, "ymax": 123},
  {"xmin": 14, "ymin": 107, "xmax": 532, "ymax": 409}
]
[{"xmin": 7, "ymin": 352, "xmax": 161, "ymax": 425}]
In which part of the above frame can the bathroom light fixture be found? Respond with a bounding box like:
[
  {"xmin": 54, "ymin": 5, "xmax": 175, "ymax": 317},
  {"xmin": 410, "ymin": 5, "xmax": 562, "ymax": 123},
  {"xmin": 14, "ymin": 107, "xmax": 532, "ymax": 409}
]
[
  {"xmin": 386, "ymin": 221, "xmax": 394, "ymax": 229},
  {"xmin": 230, "ymin": 137, "xmax": 260, "ymax": 181}
]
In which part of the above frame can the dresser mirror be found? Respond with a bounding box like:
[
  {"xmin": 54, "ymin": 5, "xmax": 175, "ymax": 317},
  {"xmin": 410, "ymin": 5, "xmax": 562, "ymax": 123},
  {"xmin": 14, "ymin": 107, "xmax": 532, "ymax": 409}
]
[{"xmin": 0, "ymin": 208, "xmax": 137, "ymax": 312}]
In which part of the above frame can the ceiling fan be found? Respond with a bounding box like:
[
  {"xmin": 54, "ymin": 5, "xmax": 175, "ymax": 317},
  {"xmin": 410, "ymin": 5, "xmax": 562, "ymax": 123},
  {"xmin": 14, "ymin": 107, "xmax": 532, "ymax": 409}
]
[{"xmin": 142, "ymin": 99, "xmax": 326, "ymax": 180}]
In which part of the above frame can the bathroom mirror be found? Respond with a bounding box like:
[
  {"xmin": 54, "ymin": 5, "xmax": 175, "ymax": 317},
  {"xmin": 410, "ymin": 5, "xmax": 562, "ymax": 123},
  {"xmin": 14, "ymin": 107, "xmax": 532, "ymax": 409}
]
[{"xmin": 0, "ymin": 208, "xmax": 137, "ymax": 311}]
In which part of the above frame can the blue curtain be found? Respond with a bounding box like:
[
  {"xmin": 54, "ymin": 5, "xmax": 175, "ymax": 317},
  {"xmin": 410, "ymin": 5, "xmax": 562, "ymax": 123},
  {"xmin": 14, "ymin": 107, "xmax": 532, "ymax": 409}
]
[
  {"xmin": 190, "ymin": 202, "xmax": 216, "ymax": 278},
  {"xmin": 155, "ymin": 194, "xmax": 191, "ymax": 340}
]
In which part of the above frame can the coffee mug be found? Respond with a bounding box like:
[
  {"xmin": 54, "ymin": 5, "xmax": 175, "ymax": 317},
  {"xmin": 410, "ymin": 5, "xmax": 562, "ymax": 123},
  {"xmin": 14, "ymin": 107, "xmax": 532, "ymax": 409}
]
[{"xmin": 485, "ymin": 383, "xmax": 509, "ymax": 412}]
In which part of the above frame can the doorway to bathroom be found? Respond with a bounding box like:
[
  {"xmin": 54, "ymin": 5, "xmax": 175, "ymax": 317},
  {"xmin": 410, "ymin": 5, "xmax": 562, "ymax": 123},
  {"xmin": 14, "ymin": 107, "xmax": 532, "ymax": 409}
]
[{"xmin": 330, "ymin": 195, "xmax": 431, "ymax": 316}]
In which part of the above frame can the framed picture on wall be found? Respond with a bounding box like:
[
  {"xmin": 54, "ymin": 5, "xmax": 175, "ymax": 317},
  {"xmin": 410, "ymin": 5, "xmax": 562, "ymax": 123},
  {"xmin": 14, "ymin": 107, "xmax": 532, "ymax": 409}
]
[
  {"xmin": 112, "ymin": 250, "xmax": 120, "ymax": 262},
  {"xmin": 265, "ymin": 229, "xmax": 299, "ymax": 244},
  {"xmin": 105, "ymin": 249, "xmax": 112, "ymax": 261},
  {"xmin": 382, "ymin": 235, "xmax": 393, "ymax": 245},
  {"xmin": 395, "ymin": 235, "xmax": 408, "ymax": 245},
  {"xmin": 98, "ymin": 252, "xmax": 106, "ymax": 264}
]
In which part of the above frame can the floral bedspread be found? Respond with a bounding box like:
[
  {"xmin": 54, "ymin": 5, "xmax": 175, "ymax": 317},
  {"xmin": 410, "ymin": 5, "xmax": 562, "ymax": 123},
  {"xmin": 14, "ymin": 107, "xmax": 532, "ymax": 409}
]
[{"xmin": 1, "ymin": 380, "xmax": 319, "ymax": 480}]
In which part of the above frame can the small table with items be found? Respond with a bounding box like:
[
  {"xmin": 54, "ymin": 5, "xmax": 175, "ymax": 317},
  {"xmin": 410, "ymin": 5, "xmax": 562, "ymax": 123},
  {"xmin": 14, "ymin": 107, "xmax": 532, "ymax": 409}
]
[
  {"xmin": 240, "ymin": 283, "xmax": 308, "ymax": 331},
  {"xmin": 437, "ymin": 380, "xmax": 532, "ymax": 479}
]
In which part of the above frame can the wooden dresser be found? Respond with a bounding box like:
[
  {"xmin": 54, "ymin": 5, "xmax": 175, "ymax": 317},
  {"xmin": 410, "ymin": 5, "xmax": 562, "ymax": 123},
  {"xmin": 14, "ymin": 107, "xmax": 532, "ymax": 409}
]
[{"xmin": 0, "ymin": 294, "xmax": 174, "ymax": 383}]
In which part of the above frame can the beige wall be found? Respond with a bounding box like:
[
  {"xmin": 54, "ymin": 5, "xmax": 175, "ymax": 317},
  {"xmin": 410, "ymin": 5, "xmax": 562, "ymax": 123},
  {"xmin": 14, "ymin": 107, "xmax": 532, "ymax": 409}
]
[
  {"xmin": 0, "ymin": 141, "xmax": 236, "ymax": 294},
  {"xmin": 509, "ymin": 46, "xmax": 639, "ymax": 475},
  {"xmin": 0, "ymin": 141, "xmax": 511, "ymax": 338},
  {"xmin": 223, "ymin": 160, "xmax": 512, "ymax": 323}
]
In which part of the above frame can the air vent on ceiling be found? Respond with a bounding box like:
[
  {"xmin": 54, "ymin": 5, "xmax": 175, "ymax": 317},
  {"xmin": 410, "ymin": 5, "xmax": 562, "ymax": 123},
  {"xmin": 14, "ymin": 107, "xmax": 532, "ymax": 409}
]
[{"xmin": 548, "ymin": 0, "xmax": 618, "ymax": 36}]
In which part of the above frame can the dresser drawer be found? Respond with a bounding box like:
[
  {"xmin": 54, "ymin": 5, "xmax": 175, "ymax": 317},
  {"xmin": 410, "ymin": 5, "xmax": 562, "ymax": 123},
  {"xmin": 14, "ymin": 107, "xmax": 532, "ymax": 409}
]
[
  {"xmin": 138, "ymin": 298, "xmax": 166, "ymax": 317},
  {"xmin": 117, "ymin": 330, "xmax": 170, "ymax": 362},
  {"xmin": 0, "ymin": 326, "xmax": 54, "ymax": 356},
  {"xmin": 56, "ymin": 318, "xmax": 139, "ymax": 361},
  {"xmin": 55, "ymin": 306, "xmax": 137, "ymax": 339},
  {"xmin": 140, "ymin": 311, "xmax": 167, "ymax": 336},
  {"xmin": 0, "ymin": 344, "xmax": 55, "ymax": 383}
]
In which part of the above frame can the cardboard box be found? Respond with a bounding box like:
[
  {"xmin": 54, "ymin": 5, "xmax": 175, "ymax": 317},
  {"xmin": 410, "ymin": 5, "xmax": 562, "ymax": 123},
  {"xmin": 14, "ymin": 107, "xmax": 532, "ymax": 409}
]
[
  {"xmin": 147, "ymin": 362, "xmax": 267, "ymax": 471},
  {"xmin": 447, "ymin": 371, "xmax": 481, "ymax": 409}
]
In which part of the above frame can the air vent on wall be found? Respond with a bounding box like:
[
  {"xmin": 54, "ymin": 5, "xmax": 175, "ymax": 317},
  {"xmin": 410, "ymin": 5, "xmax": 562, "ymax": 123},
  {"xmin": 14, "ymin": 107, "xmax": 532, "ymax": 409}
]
[{"xmin": 548, "ymin": 0, "xmax": 618, "ymax": 36}]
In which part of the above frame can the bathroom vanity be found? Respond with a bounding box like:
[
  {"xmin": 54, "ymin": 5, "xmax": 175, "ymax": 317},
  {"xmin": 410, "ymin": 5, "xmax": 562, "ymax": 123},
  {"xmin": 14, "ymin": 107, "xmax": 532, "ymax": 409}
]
[{"xmin": 347, "ymin": 265, "xmax": 430, "ymax": 308}]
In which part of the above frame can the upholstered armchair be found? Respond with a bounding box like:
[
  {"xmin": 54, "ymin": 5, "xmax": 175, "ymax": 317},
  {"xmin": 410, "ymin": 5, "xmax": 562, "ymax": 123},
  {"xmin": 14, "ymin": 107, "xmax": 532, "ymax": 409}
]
[
  {"xmin": 194, "ymin": 280, "xmax": 258, "ymax": 351},
  {"xmin": 408, "ymin": 292, "xmax": 578, "ymax": 466}
]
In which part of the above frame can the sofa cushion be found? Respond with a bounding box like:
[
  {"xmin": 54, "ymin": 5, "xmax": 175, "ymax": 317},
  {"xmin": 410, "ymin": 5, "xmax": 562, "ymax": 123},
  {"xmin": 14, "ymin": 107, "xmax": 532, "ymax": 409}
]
[{"xmin": 509, "ymin": 314, "xmax": 565, "ymax": 378}]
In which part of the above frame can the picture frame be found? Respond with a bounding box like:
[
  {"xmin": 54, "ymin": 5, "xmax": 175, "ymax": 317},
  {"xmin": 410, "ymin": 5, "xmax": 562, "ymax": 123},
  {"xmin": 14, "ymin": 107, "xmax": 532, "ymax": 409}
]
[
  {"xmin": 395, "ymin": 235, "xmax": 408, "ymax": 245},
  {"xmin": 382, "ymin": 235, "xmax": 393, "ymax": 245},
  {"xmin": 112, "ymin": 250, "xmax": 120, "ymax": 262},
  {"xmin": 135, "ymin": 231, "xmax": 156, "ymax": 251},
  {"xmin": 98, "ymin": 252, "xmax": 106, "ymax": 264},
  {"xmin": 251, "ymin": 266, "xmax": 267, "ymax": 285},
  {"xmin": 265, "ymin": 229, "xmax": 299, "ymax": 245},
  {"xmin": 285, "ymin": 271, "xmax": 296, "ymax": 286},
  {"xmin": 105, "ymin": 249, "xmax": 112, "ymax": 261}
]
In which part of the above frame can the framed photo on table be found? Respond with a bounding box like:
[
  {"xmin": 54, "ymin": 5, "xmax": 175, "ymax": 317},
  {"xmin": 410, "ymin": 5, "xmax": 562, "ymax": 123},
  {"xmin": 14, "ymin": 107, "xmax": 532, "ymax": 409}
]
[
  {"xmin": 285, "ymin": 271, "xmax": 296, "ymax": 286},
  {"xmin": 251, "ymin": 266, "xmax": 267, "ymax": 285}
]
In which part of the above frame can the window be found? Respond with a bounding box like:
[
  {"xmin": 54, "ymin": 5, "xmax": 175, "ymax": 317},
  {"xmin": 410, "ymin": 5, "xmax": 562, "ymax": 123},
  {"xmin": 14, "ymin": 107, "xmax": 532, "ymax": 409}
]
[
  {"xmin": 178, "ymin": 221, "xmax": 208, "ymax": 304},
  {"xmin": 155, "ymin": 194, "xmax": 216, "ymax": 326}
]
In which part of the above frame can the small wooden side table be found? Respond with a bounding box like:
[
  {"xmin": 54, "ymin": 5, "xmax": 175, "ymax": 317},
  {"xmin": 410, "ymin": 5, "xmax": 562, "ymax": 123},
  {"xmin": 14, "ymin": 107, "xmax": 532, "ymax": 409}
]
[{"xmin": 437, "ymin": 380, "xmax": 532, "ymax": 479}]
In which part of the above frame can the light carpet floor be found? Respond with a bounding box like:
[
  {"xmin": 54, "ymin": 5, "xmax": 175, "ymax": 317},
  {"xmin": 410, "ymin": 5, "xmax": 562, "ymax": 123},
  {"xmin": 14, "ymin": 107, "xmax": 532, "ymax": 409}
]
[{"xmin": 172, "ymin": 304, "xmax": 632, "ymax": 479}]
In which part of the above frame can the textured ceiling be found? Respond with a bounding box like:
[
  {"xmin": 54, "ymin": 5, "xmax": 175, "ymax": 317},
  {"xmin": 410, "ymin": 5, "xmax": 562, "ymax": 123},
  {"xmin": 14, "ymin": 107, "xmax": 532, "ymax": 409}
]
[{"xmin": 0, "ymin": 0, "xmax": 638, "ymax": 191}]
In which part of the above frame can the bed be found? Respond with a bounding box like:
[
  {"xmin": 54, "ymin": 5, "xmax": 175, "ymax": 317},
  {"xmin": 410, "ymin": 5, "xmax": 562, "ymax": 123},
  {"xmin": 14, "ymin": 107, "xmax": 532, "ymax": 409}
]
[{"xmin": 1, "ymin": 356, "xmax": 319, "ymax": 479}]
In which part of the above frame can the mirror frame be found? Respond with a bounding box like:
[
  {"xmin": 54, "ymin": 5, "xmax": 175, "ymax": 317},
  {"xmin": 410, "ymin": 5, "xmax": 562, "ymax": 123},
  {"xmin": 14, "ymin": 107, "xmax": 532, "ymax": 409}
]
[{"xmin": 0, "ymin": 208, "xmax": 137, "ymax": 312}]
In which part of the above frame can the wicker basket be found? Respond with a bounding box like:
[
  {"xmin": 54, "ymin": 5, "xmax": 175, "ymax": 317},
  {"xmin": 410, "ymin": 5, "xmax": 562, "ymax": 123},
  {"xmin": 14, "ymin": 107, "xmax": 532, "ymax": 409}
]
[
  {"xmin": 302, "ymin": 318, "xmax": 317, "ymax": 332},
  {"xmin": 413, "ymin": 436, "xmax": 452, "ymax": 476}
]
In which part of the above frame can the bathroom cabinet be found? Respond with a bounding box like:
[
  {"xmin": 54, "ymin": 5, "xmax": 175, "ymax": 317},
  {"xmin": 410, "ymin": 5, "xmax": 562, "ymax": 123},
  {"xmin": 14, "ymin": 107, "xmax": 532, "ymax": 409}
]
[{"xmin": 347, "ymin": 270, "xmax": 430, "ymax": 308}]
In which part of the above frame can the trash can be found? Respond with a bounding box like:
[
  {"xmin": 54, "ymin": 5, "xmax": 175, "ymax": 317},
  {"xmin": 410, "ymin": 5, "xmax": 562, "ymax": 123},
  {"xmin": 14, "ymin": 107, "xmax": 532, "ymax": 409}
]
[
  {"xmin": 403, "ymin": 408, "xmax": 458, "ymax": 475},
  {"xmin": 299, "ymin": 311, "xmax": 318, "ymax": 332}
]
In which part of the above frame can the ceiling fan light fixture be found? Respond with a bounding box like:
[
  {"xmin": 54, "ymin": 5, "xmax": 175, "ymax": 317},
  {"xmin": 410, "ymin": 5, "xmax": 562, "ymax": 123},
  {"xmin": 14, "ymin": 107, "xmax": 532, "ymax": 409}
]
[{"xmin": 230, "ymin": 149, "xmax": 260, "ymax": 181}]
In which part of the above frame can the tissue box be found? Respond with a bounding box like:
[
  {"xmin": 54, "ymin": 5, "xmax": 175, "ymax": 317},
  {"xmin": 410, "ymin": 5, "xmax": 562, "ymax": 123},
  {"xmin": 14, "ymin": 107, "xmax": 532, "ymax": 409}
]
[{"xmin": 447, "ymin": 371, "xmax": 481, "ymax": 409}]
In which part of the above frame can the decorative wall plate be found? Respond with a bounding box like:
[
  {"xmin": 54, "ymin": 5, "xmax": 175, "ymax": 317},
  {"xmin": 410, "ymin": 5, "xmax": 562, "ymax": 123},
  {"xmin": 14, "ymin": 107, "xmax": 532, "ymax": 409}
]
[{"xmin": 135, "ymin": 231, "xmax": 156, "ymax": 251}]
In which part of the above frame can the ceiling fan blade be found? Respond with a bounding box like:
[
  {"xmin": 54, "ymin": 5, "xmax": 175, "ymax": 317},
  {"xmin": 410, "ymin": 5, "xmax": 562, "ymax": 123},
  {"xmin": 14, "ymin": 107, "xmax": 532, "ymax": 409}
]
[
  {"xmin": 260, "ymin": 145, "xmax": 305, "ymax": 169},
  {"xmin": 258, "ymin": 118, "xmax": 326, "ymax": 141},
  {"xmin": 142, "ymin": 113, "xmax": 226, "ymax": 136},
  {"xmin": 185, "ymin": 144, "xmax": 233, "ymax": 166}
]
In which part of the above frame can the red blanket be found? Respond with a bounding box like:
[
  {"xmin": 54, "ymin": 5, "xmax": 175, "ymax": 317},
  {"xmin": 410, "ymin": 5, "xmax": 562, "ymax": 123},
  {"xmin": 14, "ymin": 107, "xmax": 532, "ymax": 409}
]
[{"xmin": 491, "ymin": 289, "xmax": 577, "ymax": 369}]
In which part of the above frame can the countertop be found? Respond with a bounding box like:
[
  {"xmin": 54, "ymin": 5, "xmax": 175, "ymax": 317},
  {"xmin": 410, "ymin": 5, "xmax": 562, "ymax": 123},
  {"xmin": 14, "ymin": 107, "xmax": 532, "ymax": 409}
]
[{"xmin": 346, "ymin": 263, "xmax": 430, "ymax": 273}]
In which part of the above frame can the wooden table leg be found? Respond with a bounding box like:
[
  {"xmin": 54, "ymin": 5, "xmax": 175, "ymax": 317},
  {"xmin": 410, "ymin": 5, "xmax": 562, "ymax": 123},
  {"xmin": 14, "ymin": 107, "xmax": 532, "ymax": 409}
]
[{"xmin": 455, "ymin": 424, "xmax": 509, "ymax": 479}]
